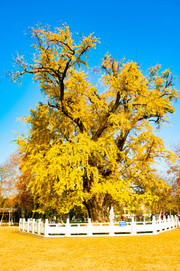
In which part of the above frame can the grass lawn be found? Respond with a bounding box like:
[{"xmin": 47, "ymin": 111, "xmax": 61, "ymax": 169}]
[{"xmin": 0, "ymin": 227, "xmax": 179, "ymax": 271}]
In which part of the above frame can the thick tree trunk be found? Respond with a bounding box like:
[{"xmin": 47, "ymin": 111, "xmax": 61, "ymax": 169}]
[
  {"xmin": 85, "ymin": 195, "xmax": 109, "ymax": 222},
  {"xmin": 83, "ymin": 163, "xmax": 111, "ymax": 222}
]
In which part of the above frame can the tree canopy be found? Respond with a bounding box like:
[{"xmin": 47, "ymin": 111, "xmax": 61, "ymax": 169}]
[
  {"xmin": 13, "ymin": 24, "xmax": 179, "ymax": 221},
  {"xmin": 167, "ymin": 145, "xmax": 180, "ymax": 214}
]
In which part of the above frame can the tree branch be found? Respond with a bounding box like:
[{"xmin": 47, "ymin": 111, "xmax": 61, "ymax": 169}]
[{"xmin": 92, "ymin": 91, "xmax": 121, "ymax": 141}]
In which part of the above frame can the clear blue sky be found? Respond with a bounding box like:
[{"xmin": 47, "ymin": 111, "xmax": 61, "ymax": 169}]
[{"xmin": 0, "ymin": 0, "xmax": 180, "ymax": 165}]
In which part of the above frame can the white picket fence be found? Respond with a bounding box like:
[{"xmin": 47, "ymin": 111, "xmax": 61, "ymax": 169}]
[{"xmin": 19, "ymin": 215, "xmax": 178, "ymax": 237}]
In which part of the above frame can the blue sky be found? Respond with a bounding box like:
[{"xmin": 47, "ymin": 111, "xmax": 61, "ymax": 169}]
[{"xmin": 0, "ymin": 0, "xmax": 180, "ymax": 165}]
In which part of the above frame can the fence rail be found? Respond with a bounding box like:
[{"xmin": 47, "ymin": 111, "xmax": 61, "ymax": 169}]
[{"xmin": 19, "ymin": 215, "xmax": 178, "ymax": 237}]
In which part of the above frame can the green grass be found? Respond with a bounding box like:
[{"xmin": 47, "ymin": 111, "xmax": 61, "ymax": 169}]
[{"xmin": 0, "ymin": 227, "xmax": 180, "ymax": 270}]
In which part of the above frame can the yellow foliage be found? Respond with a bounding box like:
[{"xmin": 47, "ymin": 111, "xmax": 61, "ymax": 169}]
[{"xmin": 13, "ymin": 24, "xmax": 179, "ymax": 220}]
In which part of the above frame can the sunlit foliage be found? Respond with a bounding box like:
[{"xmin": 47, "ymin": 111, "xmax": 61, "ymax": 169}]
[{"xmin": 13, "ymin": 24, "xmax": 179, "ymax": 221}]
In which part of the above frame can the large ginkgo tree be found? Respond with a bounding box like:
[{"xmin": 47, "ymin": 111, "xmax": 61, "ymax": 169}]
[{"xmin": 13, "ymin": 24, "xmax": 179, "ymax": 221}]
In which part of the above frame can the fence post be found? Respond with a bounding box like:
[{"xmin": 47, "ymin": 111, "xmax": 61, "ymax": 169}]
[
  {"xmin": 109, "ymin": 218, "xmax": 114, "ymax": 236},
  {"xmin": 22, "ymin": 218, "xmax": 25, "ymax": 232},
  {"xmin": 172, "ymin": 215, "xmax": 174, "ymax": 228},
  {"xmin": 173, "ymin": 215, "xmax": 176, "ymax": 229},
  {"xmin": 152, "ymin": 215, "xmax": 157, "ymax": 234},
  {"xmin": 19, "ymin": 218, "xmax": 22, "ymax": 231},
  {"xmin": 38, "ymin": 219, "xmax": 41, "ymax": 235},
  {"xmin": 171, "ymin": 215, "xmax": 174, "ymax": 228},
  {"xmin": 176, "ymin": 215, "xmax": 179, "ymax": 228},
  {"xmin": 44, "ymin": 219, "xmax": 49, "ymax": 237},
  {"xmin": 158, "ymin": 215, "xmax": 162, "ymax": 232},
  {"xmin": 88, "ymin": 218, "xmax": 92, "ymax": 236},
  {"xmin": 175, "ymin": 215, "xmax": 177, "ymax": 228},
  {"xmin": 167, "ymin": 215, "xmax": 170, "ymax": 229},
  {"xmin": 131, "ymin": 216, "xmax": 136, "ymax": 235},
  {"xmin": 163, "ymin": 215, "xmax": 166, "ymax": 231},
  {"xmin": 66, "ymin": 217, "xmax": 70, "ymax": 237},
  {"xmin": 27, "ymin": 218, "xmax": 30, "ymax": 233},
  {"xmin": 32, "ymin": 218, "xmax": 35, "ymax": 234}
]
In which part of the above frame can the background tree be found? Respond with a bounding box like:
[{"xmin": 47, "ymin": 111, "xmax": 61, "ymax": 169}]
[
  {"xmin": 0, "ymin": 152, "xmax": 20, "ymax": 221},
  {"xmin": 14, "ymin": 169, "xmax": 34, "ymax": 218},
  {"xmin": 0, "ymin": 166, "xmax": 5, "ymax": 210},
  {"xmin": 13, "ymin": 24, "xmax": 179, "ymax": 221},
  {"xmin": 167, "ymin": 145, "xmax": 180, "ymax": 214},
  {"xmin": 0, "ymin": 153, "xmax": 34, "ymax": 219},
  {"xmin": 0, "ymin": 152, "xmax": 20, "ymax": 201}
]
